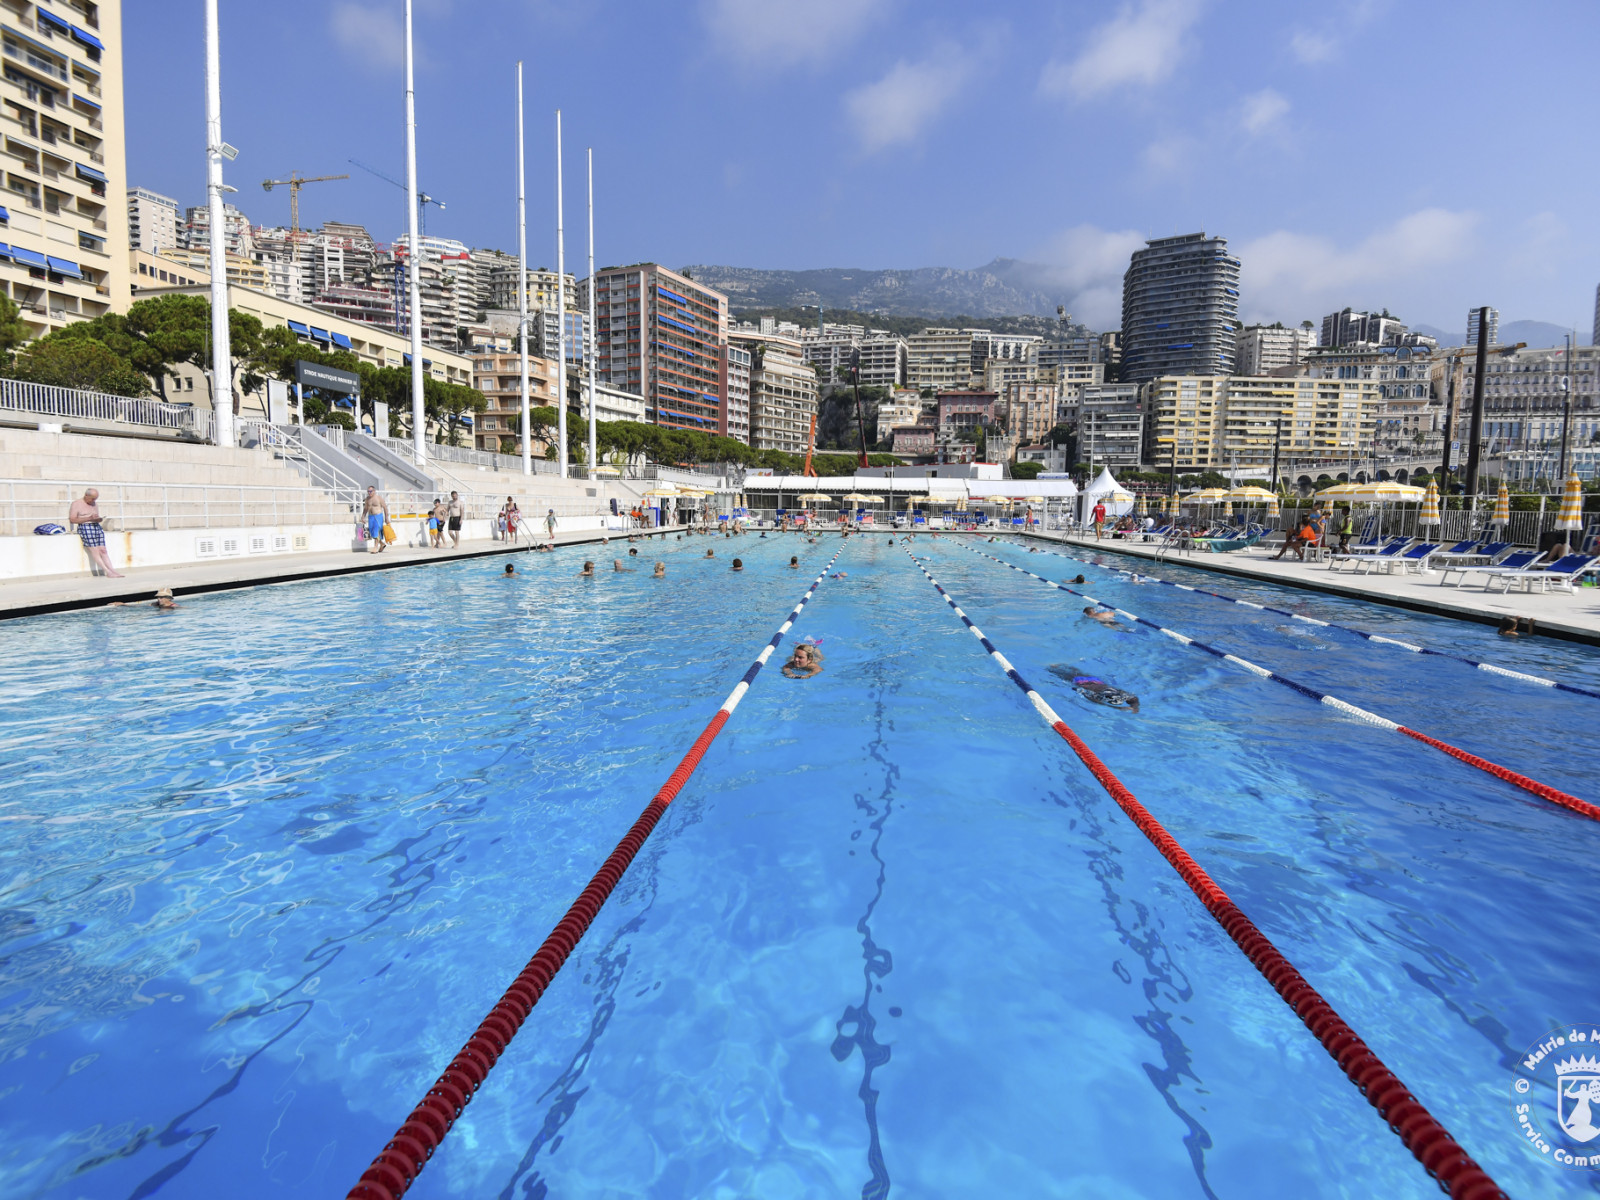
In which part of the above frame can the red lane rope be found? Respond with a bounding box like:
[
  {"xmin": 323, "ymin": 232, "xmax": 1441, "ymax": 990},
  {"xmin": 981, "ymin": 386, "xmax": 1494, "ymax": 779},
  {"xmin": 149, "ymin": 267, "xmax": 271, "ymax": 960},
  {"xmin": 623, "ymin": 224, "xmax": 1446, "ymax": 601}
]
[
  {"xmin": 347, "ymin": 550, "xmax": 843, "ymax": 1200},
  {"xmin": 906, "ymin": 551, "xmax": 1507, "ymax": 1199},
  {"xmin": 1397, "ymin": 726, "xmax": 1600, "ymax": 818}
]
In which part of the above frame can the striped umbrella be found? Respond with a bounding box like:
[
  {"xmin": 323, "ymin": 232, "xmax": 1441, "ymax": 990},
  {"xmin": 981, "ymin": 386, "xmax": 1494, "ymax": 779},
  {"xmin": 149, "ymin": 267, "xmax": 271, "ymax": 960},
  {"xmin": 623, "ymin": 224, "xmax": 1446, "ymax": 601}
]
[
  {"xmin": 1266, "ymin": 493, "xmax": 1280, "ymax": 518},
  {"xmin": 1492, "ymin": 483, "xmax": 1510, "ymax": 527},
  {"xmin": 1420, "ymin": 480, "xmax": 1440, "ymax": 528},
  {"xmin": 1556, "ymin": 472, "xmax": 1583, "ymax": 531},
  {"xmin": 1222, "ymin": 499, "xmax": 1234, "ymax": 519},
  {"xmin": 1135, "ymin": 494, "xmax": 1149, "ymax": 517}
]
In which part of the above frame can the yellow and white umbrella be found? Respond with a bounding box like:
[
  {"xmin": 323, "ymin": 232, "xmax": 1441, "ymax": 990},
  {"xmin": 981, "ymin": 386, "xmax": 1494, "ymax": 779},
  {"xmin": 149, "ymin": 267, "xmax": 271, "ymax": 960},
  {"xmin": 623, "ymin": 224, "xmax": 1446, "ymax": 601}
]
[
  {"xmin": 1315, "ymin": 481, "xmax": 1426, "ymax": 503},
  {"xmin": 796, "ymin": 493, "xmax": 833, "ymax": 502},
  {"xmin": 986, "ymin": 495, "xmax": 1013, "ymax": 505},
  {"xmin": 1225, "ymin": 485, "xmax": 1277, "ymax": 503},
  {"xmin": 841, "ymin": 492, "xmax": 881, "ymax": 503},
  {"xmin": 1135, "ymin": 494, "xmax": 1149, "ymax": 517},
  {"xmin": 1420, "ymin": 480, "xmax": 1440, "ymax": 528},
  {"xmin": 1186, "ymin": 487, "xmax": 1230, "ymax": 504},
  {"xmin": 1222, "ymin": 499, "xmax": 1234, "ymax": 519},
  {"xmin": 1556, "ymin": 472, "xmax": 1583, "ymax": 531},
  {"xmin": 590, "ymin": 465, "xmax": 621, "ymax": 476},
  {"xmin": 1025, "ymin": 495, "xmax": 1045, "ymax": 504},
  {"xmin": 643, "ymin": 487, "xmax": 679, "ymax": 497},
  {"xmin": 1266, "ymin": 493, "xmax": 1280, "ymax": 518},
  {"xmin": 1491, "ymin": 483, "xmax": 1510, "ymax": 526}
]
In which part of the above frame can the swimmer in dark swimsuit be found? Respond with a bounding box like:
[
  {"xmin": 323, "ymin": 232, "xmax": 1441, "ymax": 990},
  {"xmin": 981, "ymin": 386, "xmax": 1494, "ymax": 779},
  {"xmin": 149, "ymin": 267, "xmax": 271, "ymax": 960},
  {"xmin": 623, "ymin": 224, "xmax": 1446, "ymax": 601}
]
[{"xmin": 1049, "ymin": 665, "xmax": 1139, "ymax": 712}]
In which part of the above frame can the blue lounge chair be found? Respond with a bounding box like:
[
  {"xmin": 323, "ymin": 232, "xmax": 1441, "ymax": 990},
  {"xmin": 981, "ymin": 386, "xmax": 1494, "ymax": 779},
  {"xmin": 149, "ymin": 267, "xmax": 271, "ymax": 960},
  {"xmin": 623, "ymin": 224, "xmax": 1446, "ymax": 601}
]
[
  {"xmin": 1484, "ymin": 553, "xmax": 1600, "ymax": 594},
  {"xmin": 1436, "ymin": 549, "xmax": 1541, "ymax": 587}
]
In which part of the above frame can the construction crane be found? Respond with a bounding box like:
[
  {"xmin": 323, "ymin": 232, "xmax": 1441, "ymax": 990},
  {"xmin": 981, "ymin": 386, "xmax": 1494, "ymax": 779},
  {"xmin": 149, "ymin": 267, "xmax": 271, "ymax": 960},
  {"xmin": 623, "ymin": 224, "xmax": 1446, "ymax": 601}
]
[
  {"xmin": 349, "ymin": 158, "xmax": 445, "ymax": 236},
  {"xmin": 260, "ymin": 172, "xmax": 349, "ymax": 255}
]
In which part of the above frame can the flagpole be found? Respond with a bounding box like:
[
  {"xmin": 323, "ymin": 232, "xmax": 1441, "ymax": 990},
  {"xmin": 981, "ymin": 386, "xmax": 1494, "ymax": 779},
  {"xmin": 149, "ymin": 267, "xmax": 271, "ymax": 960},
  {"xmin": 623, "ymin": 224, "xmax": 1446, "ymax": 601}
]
[
  {"xmin": 202, "ymin": 0, "xmax": 233, "ymax": 447},
  {"xmin": 555, "ymin": 111, "xmax": 567, "ymax": 479},
  {"xmin": 586, "ymin": 147, "xmax": 597, "ymax": 479},
  {"xmin": 403, "ymin": 0, "xmax": 426, "ymax": 463},
  {"xmin": 516, "ymin": 63, "xmax": 530, "ymax": 475}
]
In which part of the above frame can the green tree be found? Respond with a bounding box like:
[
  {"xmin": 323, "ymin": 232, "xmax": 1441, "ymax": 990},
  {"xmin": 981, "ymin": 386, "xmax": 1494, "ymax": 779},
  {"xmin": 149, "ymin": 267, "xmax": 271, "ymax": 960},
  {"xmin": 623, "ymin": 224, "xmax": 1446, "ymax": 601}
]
[
  {"xmin": 9, "ymin": 334, "xmax": 150, "ymax": 395},
  {"xmin": 0, "ymin": 292, "xmax": 31, "ymax": 367},
  {"xmin": 1011, "ymin": 460, "xmax": 1043, "ymax": 480}
]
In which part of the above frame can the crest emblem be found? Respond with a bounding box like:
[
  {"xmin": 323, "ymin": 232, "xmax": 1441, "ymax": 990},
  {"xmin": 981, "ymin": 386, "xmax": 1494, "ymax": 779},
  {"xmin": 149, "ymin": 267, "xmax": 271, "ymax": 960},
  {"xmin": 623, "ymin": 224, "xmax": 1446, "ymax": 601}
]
[{"xmin": 1555, "ymin": 1056, "xmax": 1600, "ymax": 1144}]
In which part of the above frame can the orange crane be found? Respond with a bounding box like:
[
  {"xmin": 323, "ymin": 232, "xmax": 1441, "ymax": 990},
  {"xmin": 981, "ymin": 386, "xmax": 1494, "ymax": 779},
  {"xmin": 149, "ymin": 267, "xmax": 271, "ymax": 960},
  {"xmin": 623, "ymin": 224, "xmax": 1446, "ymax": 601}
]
[
  {"xmin": 802, "ymin": 412, "xmax": 819, "ymax": 477},
  {"xmin": 261, "ymin": 171, "xmax": 349, "ymax": 260}
]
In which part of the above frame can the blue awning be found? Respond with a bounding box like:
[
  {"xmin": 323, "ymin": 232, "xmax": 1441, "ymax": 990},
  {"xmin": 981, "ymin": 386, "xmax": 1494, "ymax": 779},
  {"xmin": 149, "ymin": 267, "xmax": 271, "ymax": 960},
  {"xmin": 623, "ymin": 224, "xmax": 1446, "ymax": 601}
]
[
  {"xmin": 47, "ymin": 256, "xmax": 81, "ymax": 277},
  {"xmin": 69, "ymin": 25, "xmax": 103, "ymax": 51},
  {"xmin": 37, "ymin": 8, "xmax": 70, "ymax": 33},
  {"xmin": 75, "ymin": 164, "xmax": 106, "ymax": 184},
  {"xmin": 459, "ymin": 413, "xmax": 473, "ymax": 425},
  {"xmin": 657, "ymin": 286, "xmax": 689, "ymax": 305},
  {"xmin": 0, "ymin": 206, "xmax": 11, "ymax": 222},
  {"xmin": 286, "ymin": 320, "xmax": 309, "ymax": 336},
  {"xmin": 330, "ymin": 331, "xmax": 352, "ymax": 348},
  {"xmin": 72, "ymin": 94, "xmax": 100, "ymax": 110},
  {"xmin": 12, "ymin": 247, "xmax": 48, "ymax": 268},
  {"xmin": 309, "ymin": 327, "xmax": 330, "ymax": 341},
  {"xmin": 402, "ymin": 354, "xmax": 433, "ymax": 367},
  {"xmin": 334, "ymin": 397, "xmax": 355, "ymax": 408},
  {"xmin": 0, "ymin": 243, "xmax": 11, "ymax": 259}
]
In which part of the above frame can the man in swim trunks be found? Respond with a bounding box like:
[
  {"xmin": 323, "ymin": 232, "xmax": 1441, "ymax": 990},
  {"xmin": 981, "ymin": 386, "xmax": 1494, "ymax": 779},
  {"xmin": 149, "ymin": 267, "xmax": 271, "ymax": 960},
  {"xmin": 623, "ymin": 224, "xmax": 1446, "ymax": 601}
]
[
  {"xmin": 1083, "ymin": 605, "xmax": 1121, "ymax": 628},
  {"xmin": 1049, "ymin": 665, "xmax": 1139, "ymax": 712},
  {"xmin": 447, "ymin": 491, "xmax": 464, "ymax": 548},
  {"xmin": 68, "ymin": 487, "xmax": 123, "ymax": 577},
  {"xmin": 363, "ymin": 487, "xmax": 389, "ymax": 554}
]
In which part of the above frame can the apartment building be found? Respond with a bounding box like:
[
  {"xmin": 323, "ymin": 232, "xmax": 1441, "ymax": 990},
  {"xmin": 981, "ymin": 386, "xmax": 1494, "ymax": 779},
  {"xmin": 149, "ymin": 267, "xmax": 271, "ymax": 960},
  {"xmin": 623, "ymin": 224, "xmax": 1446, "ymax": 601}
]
[
  {"xmin": 1002, "ymin": 379, "xmax": 1058, "ymax": 446},
  {"xmin": 126, "ymin": 185, "xmax": 176, "ymax": 253},
  {"xmin": 1078, "ymin": 383, "xmax": 1144, "ymax": 469},
  {"xmin": 1319, "ymin": 308, "xmax": 1408, "ymax": 349},
  {"xmin": 907, "ymin": 328, "xmax": 974, "ymax": 392},
  {"xmin": 1466, "ymin": 306, "xmax": 1499, "ymax": 348},
  {"xmin": 970, "ymin": 331, "xmax": 1039, "ymax": 385},
  {"xmin": 129, "ymin": 245, "xmax": 267, "ymax": 293},
  {"xmin": 488, "ymin": 261, "xmax": 572, "ymax": 314},
  {"xmin": 1143, "ymin": 374, "xmax": 1382, "ymax": 471},
  {"xmin": 720, "ymin": 341, "xmax": 751, "ymax": 443},
  {"xmin": 730, "ymin": 330, "xmax": 817, "ymax": 453},
  {"xmin": 182, "ymin": 202, "xmax": 253, "ymax": 259},
  {"xmin": 1119, "ymin": 232, "xmax": 1239, "ymax": 384},
  {"xmin": 1458, "ymin": 344, "xmax": 1600, "ymax": 476},
  {"xmin": 470, "ymin": 348, "xmax": 558, "ymax": 454},
  {"xmin": 936, "ymin": 390, "xmax": 998, "ymax": 433},
  {"xmin": 581, "ymin": 263, "xmax": 728, "ymax": 433},
  {"xmin": 1236, "ymin": 321, "xmax": 1316, "ymax": 375},
  {"xmin": 0, "ymin": 0, "xmax": 129, "ymax": 336},
  {"xmin": 876, "ymin": 388, "xmax": 924, "ymax": 432}
]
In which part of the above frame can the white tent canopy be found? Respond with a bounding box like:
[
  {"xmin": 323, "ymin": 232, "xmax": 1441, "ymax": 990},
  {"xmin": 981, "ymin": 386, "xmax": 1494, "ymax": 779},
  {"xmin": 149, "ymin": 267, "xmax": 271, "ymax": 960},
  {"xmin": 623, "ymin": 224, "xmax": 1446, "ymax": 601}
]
[{"xmin": 1079, "ymin": 467, "xmax": 1135, "ymax": 517}]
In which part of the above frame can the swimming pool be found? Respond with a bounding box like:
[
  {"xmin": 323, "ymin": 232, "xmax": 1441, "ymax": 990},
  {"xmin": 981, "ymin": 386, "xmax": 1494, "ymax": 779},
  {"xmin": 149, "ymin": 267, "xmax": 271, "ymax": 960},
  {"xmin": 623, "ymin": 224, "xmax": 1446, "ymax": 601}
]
[{"xmin": 2, "ymin": 532, "xmax": 1597, "ymax": 1198}]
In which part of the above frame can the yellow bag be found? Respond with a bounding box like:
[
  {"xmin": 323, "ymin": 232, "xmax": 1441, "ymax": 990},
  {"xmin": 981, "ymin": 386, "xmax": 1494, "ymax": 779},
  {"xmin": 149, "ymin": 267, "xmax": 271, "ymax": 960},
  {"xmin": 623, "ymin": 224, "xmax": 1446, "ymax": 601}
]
[{"xmin": 382, "ymin": 522, "xmax": 396, "ymax": 544}]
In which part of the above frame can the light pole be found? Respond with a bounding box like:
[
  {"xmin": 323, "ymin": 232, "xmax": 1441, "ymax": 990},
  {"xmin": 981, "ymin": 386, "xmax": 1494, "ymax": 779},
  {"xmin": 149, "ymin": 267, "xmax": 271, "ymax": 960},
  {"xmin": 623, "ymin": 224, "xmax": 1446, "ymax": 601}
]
[
  {"xmin": 586, "ymin": 147, "xmax": 597, "ymax": 480},
  {"xmin": 403, "ymin": 0, "xmax": 426, "ymax": 464},
  {"xmin": 554, "ymin": 110, "xmax": 567, "ymax": 479},
  {"xmin": 203, "ymin": 0, "xmax": 233, "ymax": 448},
  {"xmin": 515, "ymin": 62, "xmax": 530, "ymax": 475},
  {"xmin": 1558, "ymin": 331, "xmax": 1574, "ymax": 482}
]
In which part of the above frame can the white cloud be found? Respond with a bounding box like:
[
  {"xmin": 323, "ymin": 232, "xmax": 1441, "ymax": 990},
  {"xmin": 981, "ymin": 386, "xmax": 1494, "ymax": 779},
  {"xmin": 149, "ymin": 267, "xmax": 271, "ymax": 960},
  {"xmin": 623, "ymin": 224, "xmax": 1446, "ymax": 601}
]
[
  {"xmin": 330, "ymin": 2, "xmax": 405, "ymax": 69},
  {"xmin": 1289, "ymin": 31, "xmax": 1337, "ymax": 63},
  {"xmin": 704, "ymin": 0, "xmax": 890, "ymax": 70},
  {"xmin": 1038, "ymin": 0, "xmax": 1203, "ymax": 100},
  {"xmin": 1239, "ymin": 88, "xmax": 1289, "ymax": 136},
  {"xmin": 1237, "ymin": 208, "xmax": 1481, "ymax": 323},
  {"xmin": 1142, "ymin": 134, "xmax": 1195, "ymax": 176},
  {"xmin": 1028, "ymin": 224, "xmax": 1149, "ymax": 329},
  {"xmin": 1289, "ymin": 0, "xmax": 1384, "ymax": 64},
  {"xmin": 844, "ymin": 47, "xmax": 970, "ymax": 154}
]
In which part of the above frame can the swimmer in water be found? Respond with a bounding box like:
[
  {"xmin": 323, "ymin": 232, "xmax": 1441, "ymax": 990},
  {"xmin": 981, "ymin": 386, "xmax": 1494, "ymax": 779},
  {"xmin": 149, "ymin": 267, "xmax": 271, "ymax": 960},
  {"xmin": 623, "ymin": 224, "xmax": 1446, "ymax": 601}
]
[
  {"xmin": 1082, "ymin": 605, "xmax": 1121, "ymax": 628},
  {"xmin": 789, "ymin": 556, "xmax": 799, "ymax": 568},
  {"xmin": 503, "ymin": 563, "xmax": 516, "ymax": 577},
  {"xmin": 705, "ymin": 549, "xmax": 715, "ymax": 558},
  {"xmin": 629, "ymin": 547, "xmax": 638, "ymax": 556},
  {"xmin": 578, "ymin": 561, "xmax": 595, "ymax": 577},
  {"xmin": 613, "ymin": 558, "xmax": 632, "ymax": 572},
  {"xmin": 732, "ymin": 558, "xmax": 743, "ymax": 571},
  {"xmin": 1049, "ymin": 664, "xmax": 1139, "ymax": 712},
  {"xmin": 653, "ymin": 561, "xmax": 666, "ymax": 577},
  {"xmin": 783, "ymin": 641, "xmax": 823, "ymax": 679}
]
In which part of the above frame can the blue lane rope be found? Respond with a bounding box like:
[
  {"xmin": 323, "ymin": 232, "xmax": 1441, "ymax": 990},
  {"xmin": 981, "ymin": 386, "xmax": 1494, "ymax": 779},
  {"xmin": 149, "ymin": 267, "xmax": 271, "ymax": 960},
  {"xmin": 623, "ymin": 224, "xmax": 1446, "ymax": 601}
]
[
  {"xmin": 993, "ymin": 536, "xmax": 1600, "ymax": 702},
  {"xmin": 951, "ymin": 542, "xmax": 1599, "ymax": 821}
]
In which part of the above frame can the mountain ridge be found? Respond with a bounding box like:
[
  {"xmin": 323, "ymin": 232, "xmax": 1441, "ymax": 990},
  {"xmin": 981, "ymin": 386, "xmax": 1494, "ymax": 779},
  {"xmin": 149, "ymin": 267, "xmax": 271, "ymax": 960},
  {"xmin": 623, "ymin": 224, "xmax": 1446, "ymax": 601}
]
[{"xmin": 680, "ymin": 259, "xmax": 1066, "ymax": 319}]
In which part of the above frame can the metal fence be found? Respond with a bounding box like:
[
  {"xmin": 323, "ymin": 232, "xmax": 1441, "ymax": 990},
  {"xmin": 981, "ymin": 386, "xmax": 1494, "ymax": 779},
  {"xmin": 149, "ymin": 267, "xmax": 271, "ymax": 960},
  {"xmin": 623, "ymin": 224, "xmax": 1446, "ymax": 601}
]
[
  {"xmin": 2, "ymin": 479, "xmax": 608, "ymax": 539},
  {"xmin": 0, "ymin": 377, "xmax": 206, "ymax": 434}
]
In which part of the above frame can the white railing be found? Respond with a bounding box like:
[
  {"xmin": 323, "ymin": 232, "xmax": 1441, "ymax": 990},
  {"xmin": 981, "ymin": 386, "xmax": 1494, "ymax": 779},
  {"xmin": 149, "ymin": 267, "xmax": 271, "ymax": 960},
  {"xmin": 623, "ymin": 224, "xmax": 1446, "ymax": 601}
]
[
  {"xmin": 374, "ymin": 435, "xmax": 563, "ymax": 477},
  {"xmin": 0, "ymin": 376, "xmax": 205, "ymax": 434},
  {"xmin": 1, "ymin": 478, "xmax": 609, "ymax": 538}
]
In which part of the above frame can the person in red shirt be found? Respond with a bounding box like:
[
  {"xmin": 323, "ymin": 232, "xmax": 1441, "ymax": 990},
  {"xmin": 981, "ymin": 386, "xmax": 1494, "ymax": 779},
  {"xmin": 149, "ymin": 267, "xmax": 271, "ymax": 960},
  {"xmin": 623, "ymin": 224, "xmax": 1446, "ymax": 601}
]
[{"xmin": 1092, "ymin": 501, "xmax": 1107, "ymax": 540}]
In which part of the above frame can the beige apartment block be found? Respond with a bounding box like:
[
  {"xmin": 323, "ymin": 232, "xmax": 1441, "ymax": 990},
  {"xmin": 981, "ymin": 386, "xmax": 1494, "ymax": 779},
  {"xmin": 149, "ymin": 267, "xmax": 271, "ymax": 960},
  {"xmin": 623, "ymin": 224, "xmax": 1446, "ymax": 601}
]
[
  {"xmin": 906, "ymin": 327, "xmax": 973, "ymax": 393},
  {"xmin": 470, "ymin": 349, "xmax": 558, "ymax": 454},
  {"xmin": 1144, "ymin": 376, "xmax": 1226, "ymax": 470},
  {"xmin": 731, "ymin": 330, "xmax": 818, "ymax": 454},
  {"xmin": 0, "ymin": 0, "xmax": 130, "ymax": 337},
  {"xmin": 1145, "ymin": 374, "xmax": 1382, "ymax": 471},
  {"xmin": 128, "ymin": 246, "xmax": 269, "ymax": 294}
]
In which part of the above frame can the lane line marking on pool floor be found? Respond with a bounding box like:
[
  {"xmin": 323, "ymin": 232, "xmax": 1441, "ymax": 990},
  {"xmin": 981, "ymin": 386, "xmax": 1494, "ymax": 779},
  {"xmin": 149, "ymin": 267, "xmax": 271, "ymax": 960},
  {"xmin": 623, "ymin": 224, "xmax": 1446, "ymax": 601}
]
[
  {"xmin": 997, "ymin": 536, "xmax": 1600, "ymax": 702},
  {"xmin": 902, "ymin": 549, "xmax": 1506, "ymax": 1200},
  {"xmin": 347, "ymin": 547, "xmax": 845, "ymax": 1200},
  {"xmin": 956, "ymin": 543, "xmax": 1600, "ymax": 824}
]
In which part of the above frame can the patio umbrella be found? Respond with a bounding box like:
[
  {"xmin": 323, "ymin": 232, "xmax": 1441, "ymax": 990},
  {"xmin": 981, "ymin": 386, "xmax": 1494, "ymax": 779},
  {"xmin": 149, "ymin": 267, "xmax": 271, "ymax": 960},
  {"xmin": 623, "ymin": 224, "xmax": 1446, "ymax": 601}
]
[
  {"xmin": 1135, "ymin": 494, "xmax": 1149, "ymax": 516},
  {"xmin": 986, "ymin": 495, "xmax": 1012, "ymax": 504},
  {"xmin": 841, "ymin": 492, "xmax": 880, "ymax": 503},
  {"xmin": 643, "ymin": 487, "xmax": 679, "ymax": 497},
  {"xmin": 1222, "ymin": 499, "xmax": 1234, "ymax": 520},
  {"xmin": 1025, "ymin": 495, "xmax": 1045, "ymax": 504},
  {"xmin": 1315, "ymin": 481, "xmax": 1425, "ymax": 503},
  {"xmin": 1224, "ymin": 486, "xmax": 1277, "ymax": 503},
  {"xmin": 1186, "ymin": 487, "xmax": 1230, "ymax": 504},
  {"xmin": 1420, "ymin": 480, "xmax": 1440, "ymax": 528},
  {"xmin": 796, "ymin": 493, "xmax": 833, "ymax": 502},
  {"xmin": 1556, "ymin": 472, "xmax": 1583, "ymax": 532},
  {"xmin": 1492, "ymin": 483, "xmax": 1510, "ymax": 527},
  {"xmin": 1266, "ymin": 493, "xmax": 1280, "ymax": 518}
]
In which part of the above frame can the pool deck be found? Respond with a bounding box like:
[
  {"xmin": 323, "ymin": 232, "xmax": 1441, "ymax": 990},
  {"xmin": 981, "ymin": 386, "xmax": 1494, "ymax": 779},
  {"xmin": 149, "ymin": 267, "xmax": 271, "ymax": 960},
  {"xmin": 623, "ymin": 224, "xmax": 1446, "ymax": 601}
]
[
  {"xmin": 0, "ymin": 525, "xmax": 686, "ymax": 621},
  {"xmin": 1008, "ymin": 530, "xmax": 1600, "ymax": 647}
]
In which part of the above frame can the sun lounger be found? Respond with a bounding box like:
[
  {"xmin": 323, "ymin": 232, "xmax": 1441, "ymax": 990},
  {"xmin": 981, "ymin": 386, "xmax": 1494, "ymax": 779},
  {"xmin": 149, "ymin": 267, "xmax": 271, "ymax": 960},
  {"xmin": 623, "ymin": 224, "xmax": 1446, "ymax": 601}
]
[
  {"xmin": 1483, "ymin": 553, "xmax": 1600, "ymax": 594},
  {"xmin": 1436, "ymin": 549, "xmax": 1541, "ymax": 587},
  {"xmin": 1327, "ymin": 537, "xmax": 1410, "ymax": 571}
]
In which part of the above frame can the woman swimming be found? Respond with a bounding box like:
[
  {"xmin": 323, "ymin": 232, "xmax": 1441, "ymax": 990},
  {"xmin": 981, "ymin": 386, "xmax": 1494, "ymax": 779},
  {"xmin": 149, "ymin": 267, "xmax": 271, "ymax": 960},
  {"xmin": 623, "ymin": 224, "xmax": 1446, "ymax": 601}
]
[
  {"xmin": 783, "ymin": 641, "xmax": 823, "ymax": 679},
  {"xmin": 1049, "ymin": 665, "xmax": 1139, "ymax": 712}
]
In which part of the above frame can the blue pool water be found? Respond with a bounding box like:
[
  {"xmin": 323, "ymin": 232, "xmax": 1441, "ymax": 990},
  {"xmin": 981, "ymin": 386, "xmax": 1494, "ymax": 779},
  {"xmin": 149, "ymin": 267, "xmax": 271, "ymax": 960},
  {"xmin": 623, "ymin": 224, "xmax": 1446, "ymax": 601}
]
[{"xmin": 2, "ymin": 532, "xmax": 1598, "ymax": 1199}]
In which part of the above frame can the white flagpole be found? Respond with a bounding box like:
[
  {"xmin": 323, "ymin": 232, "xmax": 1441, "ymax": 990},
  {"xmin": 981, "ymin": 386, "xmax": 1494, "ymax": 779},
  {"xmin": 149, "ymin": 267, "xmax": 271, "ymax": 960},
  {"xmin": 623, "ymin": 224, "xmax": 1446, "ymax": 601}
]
[
  {"xmin": 203, "ymin": 0, "xmax": 233, "ymax": 447},
  {"xmin": 516, "ymin": 63, "xmax": 530, "ymax": 476},
  {"xmin": 586, "ymin": 147, "xmax": 596, "ymax": 479},
  {"xmin": 403, "ymin": 0, "xmax": 426, "ymax": 463},
  {"xmin": 555, "ymin": 110, "xmax": 567, "ymax": 479}
]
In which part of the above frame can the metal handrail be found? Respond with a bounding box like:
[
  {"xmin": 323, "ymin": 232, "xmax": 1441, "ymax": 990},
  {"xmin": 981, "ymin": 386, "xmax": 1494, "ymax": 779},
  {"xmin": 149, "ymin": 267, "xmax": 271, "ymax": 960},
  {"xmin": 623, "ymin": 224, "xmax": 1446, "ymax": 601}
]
[{"xmin": 0, "ymin": 377, "xmax": 203, "ymax": 432}]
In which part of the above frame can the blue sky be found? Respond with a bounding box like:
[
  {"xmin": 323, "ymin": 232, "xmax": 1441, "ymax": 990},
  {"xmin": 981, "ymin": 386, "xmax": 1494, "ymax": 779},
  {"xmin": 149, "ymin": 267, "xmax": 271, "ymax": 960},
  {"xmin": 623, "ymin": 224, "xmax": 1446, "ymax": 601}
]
[{"xmin": 127, "ymin": 0, "xmax": 1600, "ymax": 335}]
